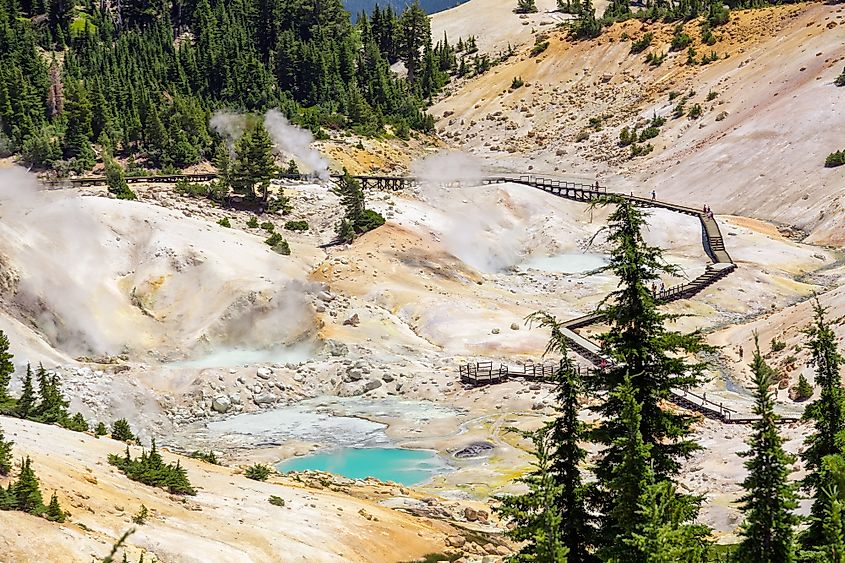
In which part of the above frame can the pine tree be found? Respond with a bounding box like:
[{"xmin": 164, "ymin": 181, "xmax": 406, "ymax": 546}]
[
  {"xmin": 397, "ymin": 2, "xmax": 430, "ymax": 83},
  {"xmin": 0, "ymin": 423, "xmax": 13, "ymax": 476},
  {"xmin": 0, "ymin": 329, "xmax": 14, "ymax": 404},
  {"xmin": 230, "ymin": 121, "xmax": 276, "ymax": 203},
  {"xmin": 33, "ymin": 367, "xmax": 70, "ymax": 425},
  {"xmin": 17, "ymin": 363, "xmax": 35, "ymax": 419},
  {"xmin": 45, "ymin": 491, "xmax": 65, "ymax": 522},
  {"xmin": 626, "ymin": 481, "xmax": 711, "ymax": 562},
  {"xmin": 331, "ymin": 169, "xmax": 385, "ymax": 243},
  {"xmin": 14, "ymin": 457, "xmax": 44, "ymax": 515},
  {"xmin": 600, "ymin": 373, "xmax": 654, "ymax": 560},
  {"xmin": 105, "ymin": 156, "xmax": 137, "ymax": 200},
  {"xmin": 735, "ymin": 337, "xmax": 799, "ymax": 563},
  {"xmin": 95, "ymin": 422, "xmax": 108, "ymax": 437},
  {"xmin": 801, "ymin": 299, "xmax": 845, "ymax": 550},
  {"xmin": 62, "ymin": 78, "xmax": 94, "ymax": 169},
  {"xmin": 526, "ymin": 312, "xmax": 596, "ymax": 562},
  {"xmin": 496, "ymin": 425, "xmax": 569, "ymax": 562},
  {"xmin": 111, "ymin": 418, "xmax": 136, "ymax": 443},
  {"xmin": 587, "ymin": 196, "xmax": 707, "ymax": 543}
]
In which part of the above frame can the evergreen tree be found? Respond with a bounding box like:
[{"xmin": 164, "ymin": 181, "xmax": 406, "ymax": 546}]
[
  {"xmin": 587, "ymin": 196, "xmax": 707, "ymax": 544},
  {"xmin": 17, "ymin": 363, "xmax": 35, "ymax": 419},
  {"xmin": 111, "ymin": 418, "xmax": 136, "ymax": 442},
  {"xmin": 572, "ymin": 0, "xmax": 602, "ymax": 38},
  {"xmin": 626, "ymin": 481, "xmax": 711, "ymax": 562},
  {"xmin": 496, "ymin": 425, "xmax": 569, "ymax": 562},
  {"xmin": 0, "ymin": 423, "xmax": 12, "ymax": 476},
  {"xmin": 45, "ymin": 491, "xmax": 65, "ymax": 522},
  {"xmin": 332, "ymin": 169, "xmax": 384, "ymax": 243},
  {"xmin": 526, "ymin": 312, "xmax": 596, "ymax": 562},
  {"xmin": 801, "ymin": 299, "xmax": 845, "ymax": 550},
  {"xmin": 105, "ymin": 156, "xmax": 137, "ymax": 200},
  {"xmin": 33, "ymin": 367, "xmax": 70, "ymax": 425},
  {"xmin": 736, "ymin": 337, "xmax": 799, "ymax": 563},
  {"xmin": 230, "ymin": 121, "xmax": 276, "ymax": 203},
  {"xmin": 62, "ymin": 78, "xmax": 94, "ymax": 169},
  {"xmin": 14, "ymin": 457, "xmax": 44, "ymax": 515},
  {"xmin": 397, "ymin": 2, "xmax": 430, "ymax": 83},
  {"xmin": 0, "ymin": 330, "xmax": 13, "ymax": 405},
  {"xmin": 95, "ymin": 422, "xmax": 108, "ymax": 437}
]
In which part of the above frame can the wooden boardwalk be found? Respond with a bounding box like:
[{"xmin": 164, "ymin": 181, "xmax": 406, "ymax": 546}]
[{"xmin": 43, "ymin": 171, "xmax": 799, "ymax": 424}]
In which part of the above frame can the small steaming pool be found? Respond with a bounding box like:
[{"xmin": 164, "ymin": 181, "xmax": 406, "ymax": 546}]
[
  {"xmin": 520, "ymin": 252, "xmax": 608, "ymax": 274},
  {"xmin": 167, "ymin": 345, "xmax": 314, "ymax": 368},
  {"xmin": 276, "ymin": 447, "xmax": 450, "ymax": 485}
]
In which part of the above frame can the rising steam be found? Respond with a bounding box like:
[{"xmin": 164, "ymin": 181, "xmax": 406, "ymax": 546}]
[
  {"xmin": 209, "ymin": 109, "xmax": 330, "ymax": 180},
  {"xmin": 263, "ymin": 109, "xmax": 330, "ymax": 180}
]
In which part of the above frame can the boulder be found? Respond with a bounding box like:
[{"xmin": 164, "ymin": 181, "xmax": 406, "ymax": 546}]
[
  {"xmin": 228, "ymin": 393, "xmax": 242, "ymax": 405},
  {"xmin": 211, "ymin": 395, "xmax": 231, "ymax": 413},
  {"xmin": 253, "ymin": 392, "xmax": 277, "ymax": 405},
  {"xmin": 363, "ymin": 379, "xmax": 382, "ymax": 392},
  {"xmin": 464, "ymin": 507, "xmax": 479, "ymax": 521},
  {"xmin": 346, "ymin": 368, "xmax": 364, "ymax": 382},
  {"xmin": 446, "ymin": 536, "xmax": 467, "ymax": 548},
  {"xmin": 256, "ymin": 368, "xmax": 272, "ymax": 380}
]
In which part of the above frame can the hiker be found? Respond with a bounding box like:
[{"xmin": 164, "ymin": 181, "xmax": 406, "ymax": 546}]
[
  {"xmin": 595, "ymin": 180, "xmax": 600, "ymax": 190},
  {"xmin": 738, "ymin": 345, "xmax": 744, "ymax": 360},
  {"xmin": 651, "ymin": 190, "xmax": 656, "ymax": 200},
  {"xmin": 660, "ymin": 281, "xmax": 665, "ymax": 294},
  {"xmin": 651, "ymin": 282, "xmax": 657, "ymax": 297}
]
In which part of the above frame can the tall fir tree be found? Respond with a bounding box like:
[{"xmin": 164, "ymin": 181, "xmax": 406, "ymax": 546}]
[
  {"xmin": 230, "ymin": 121, "xmax": 276, "ymax": 203},
  {"xmin": 736, "ymin": 337, "xmax": 799, "ymax": 563},
  {"xmin": 62, "ymin": 78, "xmax": 94, "ymax": 169},
  {"xmin": 526, "ymin": 312, "xmax": 596, "ymax": 562},
  {"xmin": 496, "ymin": 425, "xmax": 569, "ymax": 563},
  {"xmin": 13, "ymin": 456, "xmax": 44, "ymax": 515},
  {"xmin": 16, "ymin": 363, "xmax": 35, "ymax": 419},
  {"xmin": 0, "ymin": 422, "xmax": 13, "ymax": 476},
  {"xmin": 801, "ymin": 299, "xmax": 845, "ymax": 550},
  {"xmin": 45, "ymin": 491, "xmax": 65, "ymax": 522},
  {"xmin": 397, "ymin": 2, "xmax": 430, "ymax": 83},
  {"xmin": 587, "ymin": 196, "xmax": 707, "ymax": 544},
  {"xmin": 0, "ymin": 330, "xmax": 13, "ymax": 405}
]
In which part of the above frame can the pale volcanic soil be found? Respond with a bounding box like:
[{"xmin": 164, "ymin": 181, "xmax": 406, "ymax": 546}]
[{"xmin": 0, "ymin": 153, "xmax": 841, "ymax": 556}]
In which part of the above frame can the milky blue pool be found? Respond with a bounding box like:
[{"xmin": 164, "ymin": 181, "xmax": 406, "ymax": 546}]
[{"xmin": 276, "ymin": 447, "xmax": 448, "ymax": 485}]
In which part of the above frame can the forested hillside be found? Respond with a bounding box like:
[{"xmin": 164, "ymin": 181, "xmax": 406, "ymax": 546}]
[{"xmin": 0, "ymin": 0, "xmax": 465, "ymax": 174}]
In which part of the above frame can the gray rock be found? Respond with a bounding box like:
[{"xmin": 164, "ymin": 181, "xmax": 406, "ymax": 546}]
[
  {"xmin": 346, "ymin": 368, "xmax": 364, "ymax": 382},
  {"xmin": 229, "ymin": 393, "xmax": 242, "ymax": 405},
  {"xmin": 256, "ymin": 368, "xmax": 272, "ymax": 380},
  {"xmin": 510, "ymin": 322, "xmax": 520, "ymax": 330},
  {"xmin": 253, "ymin": 392, "xmax": 277, "ymax": 405},
  {"xmin": 491, "ymin": 328, "xmax": 500, "ymax": 334},
  {"xmin": 293, "ymin": 373, "xmax": 305, "ymax": 383},
  {"xmin": 212, "ymin": 395, "xmax": 231, "ymax": 413},
  {"xmin": 363, "ymin": 379, "xmax": 382, "ymax": 392},
  {"xmin": 382, "ymin": 373, "xmax": 394, "ymax": 383}
]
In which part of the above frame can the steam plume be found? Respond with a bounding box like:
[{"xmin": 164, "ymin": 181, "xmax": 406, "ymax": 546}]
[{"xmin": 263, "ymin": 109, "xmax": 330, "ymax": 180}]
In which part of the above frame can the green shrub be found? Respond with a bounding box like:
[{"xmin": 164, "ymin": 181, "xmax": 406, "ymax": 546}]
[
  {"xmin": 650, "ymin": 114, "xmax": 667, "ymax": 127},
  {"xmin": 265, "ymin": 233, "xmax": 291, "ymax": 255},
  {"xmin": 701, "ymin": 26, "xmax": 717, "ymax": 46},
  {"xmin": 175, "ymin": 179, "xmax": 210, "ymax": 198},
  {"xmin": 668, "ymin": 91, "xmax": 681, "ymax": 101},
  {"xmin": 108, "ymin": 440, "xmax": 196, "ymax": 495},
  {"xmin": 111, "ymin": 419, "xmax": 136, "ymax": 443},
  {"xmin": 94, "ymin": 422, "xmax": 108, "ymax": 437},
  {"xmin": 687, "ymin": 104, "xmax": 702, "ymax": 118},
  {"xmin": 770, "ymin": 338, "xmax": 787, "ymax": 352},
  {"xmin": 575, "ymin": 130, "xmax": 590, "ymax": 142},
  {"xmin": 358, "ymin": 209, "xmax": 385, "ymax": 233},
  {"xmin": 708, "ymin": 4, "xmax": 730, "ymax": 27},
  {"xmin": 673, "ymin": 101, "xmax": 687, "ymax": 119},
  {"xmin": 245, "ymin": 463, "xmax": 274, "ymax": 481},
  {"xmin": 825, "ymin": 150, "xmax": 845, "ymax": 168},
  {"xmin": 268, "ymin": 495, "xmax": 286, "ymax": 507},
  {"xmin": 706, "ymin": 90, "xmax": 718, "ymax": 101},
  {"xmin": 63, "ymin": 412, "xmax": 89, "ymax": 432},
  {"xmin": 686, "ymin": 47, "xmax": 698, "ymax": 65},
  {"xmin": 132, "ymin": 504, "xmax": 149, "ymax": 525},
  {"xmin": 630, "ymin": 143, "xmax": 654, "ymax": 157},
  {"xmin": 671, "ymin": 29, "xmax": 692, "ymax": 51},
  {"xmin": 645, "ymin": 51, "xmax": 666, "ymax": 66},
  {"xmin": 514, "ymin": 0, "xmax": 538, "ymax": 13},
  {"xmin": 836, "ymin": 68, "xmax": 845, "ymax": 87},
  {"xmin": 217, "ymin": 217, "xmax": 231, "ymax": 228},
  {"xmin": 638, "ymin": 126, "xmax": 659, "ymax": 142},
  {"xmin": 260, "ymin": 221, "xmax": 275, "ymax": 232},
  {"xmin": 619, "ymin": 126, "xmax": 635, "ymax": 147},
  {"xmin": 630, "ymin": 32, "xmax": 653, "ymax": 54},
  {"xmin": 510, "ymin": 76, "xmax": 524, "ymax": 89},
  {"xmin": 795, "ymin": 374, "xmax": 813, "ymax": 401},
  {"xmin": 190, "ymin": 450, "xmax": 221, "ymax": 465},
  {"xmin": 247, "ymin": 216, "xmax": 259, "ymax": 228},
  {"xmin": 530, "ymin": 40, "xmax": 549, "ymax": 57},
  {"xmin": 284, "ymin": 220, "xmax": 309, "ymax": 231},
  {"xmin": 589, "ymin": 116, "xmax": 603, "ymax": 130}
]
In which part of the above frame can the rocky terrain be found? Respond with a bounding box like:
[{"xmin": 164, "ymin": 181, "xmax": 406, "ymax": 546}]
[{"xmin": 1, "ymin": 1, "xmax": 844, "ymax": 560}]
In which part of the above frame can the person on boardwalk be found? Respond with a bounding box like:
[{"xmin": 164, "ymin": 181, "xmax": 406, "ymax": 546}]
[{"xmin": 651, "ymin": 190, "xmax": 656, "ymax": 200}]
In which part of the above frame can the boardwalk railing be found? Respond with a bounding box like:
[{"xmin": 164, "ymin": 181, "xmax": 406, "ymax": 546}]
[{"xmin": 459, "ymin": 361, "xmax": 594, "ymax": 386}]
